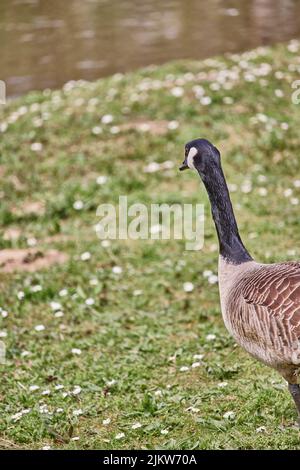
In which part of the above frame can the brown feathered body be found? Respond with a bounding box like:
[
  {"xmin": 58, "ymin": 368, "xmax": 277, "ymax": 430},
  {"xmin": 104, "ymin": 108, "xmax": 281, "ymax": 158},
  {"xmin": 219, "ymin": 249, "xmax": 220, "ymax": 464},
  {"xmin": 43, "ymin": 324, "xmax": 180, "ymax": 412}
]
[{"xmin": 219, "ymin": 257, "xmax": 300, "ymax": 383}]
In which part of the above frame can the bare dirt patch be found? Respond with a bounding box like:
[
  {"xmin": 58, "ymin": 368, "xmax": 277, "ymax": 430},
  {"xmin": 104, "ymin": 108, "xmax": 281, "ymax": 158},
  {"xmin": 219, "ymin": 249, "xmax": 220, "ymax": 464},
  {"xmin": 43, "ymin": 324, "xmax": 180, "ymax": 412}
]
[
  {"xmin": 9, "ymin": 175, "xmax": 26, "ymax": 191},
  {"xmin": 119, "ymin": 120, "xmax": 170, "ymax": 136},
  {"xmin": 0, "ymin": 249, "xmax": 68, "ymax": 273},
  {"xmin": 11, "ymin": 201, "xmax": 45, "ymax": 217},
  {"xmin": 3, "ymin": 227, "xmax": 22, "ymax": 241}
]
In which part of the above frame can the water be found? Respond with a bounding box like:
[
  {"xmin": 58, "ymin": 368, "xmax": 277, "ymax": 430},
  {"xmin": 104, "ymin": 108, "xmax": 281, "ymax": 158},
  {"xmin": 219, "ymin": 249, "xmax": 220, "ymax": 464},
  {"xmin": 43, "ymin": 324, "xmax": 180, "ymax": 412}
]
[{"xmin": 1, "ymin": 0, "xmax": 300, "ymax": 97}]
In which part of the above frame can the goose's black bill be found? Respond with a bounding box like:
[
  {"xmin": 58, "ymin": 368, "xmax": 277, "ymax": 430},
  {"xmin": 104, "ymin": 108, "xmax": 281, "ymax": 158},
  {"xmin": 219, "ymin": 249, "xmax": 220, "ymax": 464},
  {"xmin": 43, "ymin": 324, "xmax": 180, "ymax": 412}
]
[{"xmin": 179, "ymin": 162, "xmax": 189, "ymax": 171}]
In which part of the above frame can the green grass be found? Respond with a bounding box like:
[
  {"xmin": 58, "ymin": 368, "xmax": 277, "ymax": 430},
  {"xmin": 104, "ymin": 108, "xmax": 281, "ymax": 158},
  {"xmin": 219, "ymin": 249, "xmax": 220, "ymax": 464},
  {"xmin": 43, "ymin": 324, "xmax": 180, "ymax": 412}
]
[{"xmin": 1, "ymin": 40, "xmax": 300, "ymax": 450}]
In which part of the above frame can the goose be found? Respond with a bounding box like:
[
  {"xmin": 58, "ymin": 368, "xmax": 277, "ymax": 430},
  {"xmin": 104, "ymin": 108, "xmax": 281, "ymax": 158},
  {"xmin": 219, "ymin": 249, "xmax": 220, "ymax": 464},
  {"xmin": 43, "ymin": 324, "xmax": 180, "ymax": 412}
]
[{"xmin": 179, "ymin": 138, "xmax": 300, "ymax": 423}]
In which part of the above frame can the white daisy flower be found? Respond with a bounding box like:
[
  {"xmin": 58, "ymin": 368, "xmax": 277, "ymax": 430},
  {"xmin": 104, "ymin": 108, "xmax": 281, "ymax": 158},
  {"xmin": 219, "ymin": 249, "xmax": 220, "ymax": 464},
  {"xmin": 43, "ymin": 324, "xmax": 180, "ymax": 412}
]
[
  {"xmin": 110, "ymin": 126, "xmax": 120, "ymax": 134},
  {"xmin": 223, "ymin": 411, "xmax": 235, "ymax": 420},
  {"xmin": 203, "ymin": 270, "xmax": 212, "ymax": 278},
  {"xmin": 106, "ymin": 379, "xmax": 117, "ymax": 386},
  {"xmin": 59, "ymin": 289, "xmax": 68, "ymax": 297},
  {"xmin": 183, "ymin": 282, "xmax": 194, "ymax": 292},
  {"xmin": 241, "ymin": 181, "xmax": 252, "ymax": 193},
  {"xmin": 257, "ymin": 174, "xmax": 267, "ymax": 183},
  {"xmin": 92, "ymin": 126, "xmax": 102, "ymax": 135},
  {"xmin": 27, "ymin": 237, "xmax": 37, "ymax": 247},
  {"xmin": 50, "ymin": 301, "xmax": 62, "ymax": 311},
  {"xmin": 218, "ymin": 382, "xmax": 228, "ymax": 388},
  {"xmin": 73, "ymin": 200, "xmax": 84, "ymax": 210},
  {"xmin": 275, "ymin": 89, "xmax": 284, "ymax": 98},
  {"xmin": 80, "ymin": 251, "xmax": 91, "ymax": 261},
  {"xmin": 21, "ymin": 351, "xmax": 30, "ymax": 357},
  {"xmin": 101, "ymin": 114, "xmax": 114, "ymax": 124},
  {"xmin": 208, "ymin": 274, "xmax": 218, "ymax": 285},
  {"xmin": 193, "ymin": 354, "xmax": 204, "ymax": 360},
  {"xmin": 54, "ymin": 311, "xmax": 64, "ymax": 318},
  {"xmin": 133, "ymin": 289, "xmax": 142, "ymax": 296},
  {"xmin": 283, "ymin": 188, "xmax": 293, "ymax": 197},
  {"xmin": 30, "ymin": 285, "xmax": 42, "ymax": 293},
  {"xmin": 186, "ymin": 406, "xmax": 200, "ymax": 413},
  {"xmin": 192, "ymin": 362, "xmax": 201, "ymax": 368},
  {"xmin": 39, "ymin": 404, "xmax": 49, "ymax": 414},
  {"xmin": 168, "ymin": 120, "xmax": 179, "ymax": 130},
  {"xmin": 132, "ymin": 422, "xmax": 142, "ymax": 429},
  {"xmin": 258, "ymin": 187, "xmax": 268, "ymax": 196},
  {"xmin": 200, "ymin": 96, "xmax": 212, "ymax": 106},
  {"xmin": 31, "ymin": 142, "xmax": 43, "ymax": 152},
  {"xmin": 112, "ymin": 266, "xmax": 122, "ymax": 274},
  {"xmin": 171, "ymin": 87, "xmax": 184, "ymax": 97},
  {"xmin": 206, "ymin": 334, "xmax": 216, "ymax": 341},
  {"xmin": 34, "ymin": 325, "xmax": 45, "ymax": 332},
  {"xmin": 11, "ymin": 412, "xmax": 23, "ymax": 422},
  {"xmin": 143, "ymin": 162, "xmax": 160, "ymax": 173},
  {"xmin": 72, "ymin": 386, "xmax": 82, "ymax": 395},
  {"xmin": 96, "ymin": 175, "xmax": 108, "ymax": 185},
  {"xmin": 55, "ymin": 384, "xmax": 64, "ymax": 390},
  {"xmin": 71, "ymin": 348, "xmax": 82, "ymax": 355},
  {"xmin": 256, "ymin": 426, "xmax": 266, "ymax": 433},
  {"xmin": 11, "ymin": 408, "xmax": 31, "ymax": 422},
  {"xmin": 228, "ymin": 183, "xmax": 238, "ymax": 193}
]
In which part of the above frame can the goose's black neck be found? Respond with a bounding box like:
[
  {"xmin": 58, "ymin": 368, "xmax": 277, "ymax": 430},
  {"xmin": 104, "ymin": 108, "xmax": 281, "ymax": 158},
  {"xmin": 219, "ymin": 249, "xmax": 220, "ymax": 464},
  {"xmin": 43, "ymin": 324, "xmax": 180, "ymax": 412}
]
[{"xmin": 198, "ymin": 163, "xmax": 252, "ymax": 265}]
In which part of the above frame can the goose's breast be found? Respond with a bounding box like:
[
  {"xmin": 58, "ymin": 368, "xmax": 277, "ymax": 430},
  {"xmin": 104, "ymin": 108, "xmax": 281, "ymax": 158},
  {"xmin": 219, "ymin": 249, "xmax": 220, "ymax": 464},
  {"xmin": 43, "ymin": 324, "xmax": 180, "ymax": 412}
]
[{"xmin": 220, "ymin": 292, "xmax": 279, "ymax": 366}]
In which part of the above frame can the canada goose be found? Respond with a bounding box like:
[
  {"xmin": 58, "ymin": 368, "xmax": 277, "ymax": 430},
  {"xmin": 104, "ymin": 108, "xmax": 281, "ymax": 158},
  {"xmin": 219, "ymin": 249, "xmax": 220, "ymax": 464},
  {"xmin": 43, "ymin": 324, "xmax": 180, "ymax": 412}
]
[{"xmin": 180, "ymin": 138, "xmax": 300, "ymax": 423}]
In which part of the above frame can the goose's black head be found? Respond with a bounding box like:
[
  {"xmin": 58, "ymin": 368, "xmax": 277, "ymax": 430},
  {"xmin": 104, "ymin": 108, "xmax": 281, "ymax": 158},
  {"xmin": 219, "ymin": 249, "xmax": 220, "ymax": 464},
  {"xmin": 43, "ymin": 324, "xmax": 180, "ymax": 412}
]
[{"xmin": 179, "ymin": 139, "xmax": 220, "ymax": 175}]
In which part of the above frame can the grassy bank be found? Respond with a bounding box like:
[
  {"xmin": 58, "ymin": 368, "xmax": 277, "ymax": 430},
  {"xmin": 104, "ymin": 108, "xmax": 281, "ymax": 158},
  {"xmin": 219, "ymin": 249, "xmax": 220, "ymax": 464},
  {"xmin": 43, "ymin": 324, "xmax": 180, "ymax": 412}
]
[{"xmin": 1, "ymin": 41, "xmax": 300, "ymax": 449}]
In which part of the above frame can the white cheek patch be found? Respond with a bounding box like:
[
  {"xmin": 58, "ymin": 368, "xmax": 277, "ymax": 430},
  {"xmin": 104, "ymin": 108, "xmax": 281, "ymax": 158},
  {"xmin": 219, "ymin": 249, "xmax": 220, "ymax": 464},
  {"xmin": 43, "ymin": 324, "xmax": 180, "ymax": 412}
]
[{"xmin": 187, "ymin": 147, "xmax": 197, "ymax": 170}]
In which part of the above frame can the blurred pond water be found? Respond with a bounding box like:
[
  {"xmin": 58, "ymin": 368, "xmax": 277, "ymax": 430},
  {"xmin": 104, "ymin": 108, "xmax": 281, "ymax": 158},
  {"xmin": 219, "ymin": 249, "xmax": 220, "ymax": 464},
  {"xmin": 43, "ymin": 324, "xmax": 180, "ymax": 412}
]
[{"xmin": 1, "ymin": 0, "xmax": 300, "ymax": 96}]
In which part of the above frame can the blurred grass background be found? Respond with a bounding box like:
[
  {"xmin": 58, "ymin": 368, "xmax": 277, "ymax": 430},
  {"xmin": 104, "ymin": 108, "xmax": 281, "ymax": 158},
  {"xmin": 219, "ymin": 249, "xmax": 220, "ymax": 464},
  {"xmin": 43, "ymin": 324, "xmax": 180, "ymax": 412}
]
[{"xmin": 1, "ymin": 42, "xmax": 300, "ymax": 449}]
